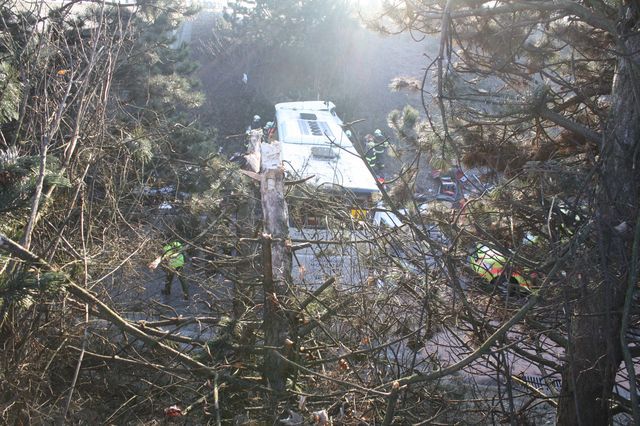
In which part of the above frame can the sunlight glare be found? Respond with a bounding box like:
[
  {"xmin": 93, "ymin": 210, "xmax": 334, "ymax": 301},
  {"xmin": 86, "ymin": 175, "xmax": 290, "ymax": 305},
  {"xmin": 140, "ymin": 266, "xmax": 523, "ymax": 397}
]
[{"xmin": 350, "ymin": 0, "xmax": 384, "ymax": 18}]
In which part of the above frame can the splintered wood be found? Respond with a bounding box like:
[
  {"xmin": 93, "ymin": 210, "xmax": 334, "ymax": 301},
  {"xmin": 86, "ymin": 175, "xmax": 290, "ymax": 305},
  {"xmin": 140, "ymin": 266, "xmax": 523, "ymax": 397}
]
[{"xmin": 260, "ymin": 138, "xmax": 293, "ymax": 392}]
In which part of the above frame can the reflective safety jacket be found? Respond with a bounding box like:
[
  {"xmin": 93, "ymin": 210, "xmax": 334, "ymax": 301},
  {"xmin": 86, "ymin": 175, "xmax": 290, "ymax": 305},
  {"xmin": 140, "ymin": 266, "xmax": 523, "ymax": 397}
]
[
  {"xmin": 366, "ymin": 140, "xmax": 386, "ymax": 167},
  {"xmin": 468, "ymin": 243, "xmax": 531, "ymax": 290},
  {"xmin": 163, "ymin": 241, "xmax": 185, "ymax": 269}
]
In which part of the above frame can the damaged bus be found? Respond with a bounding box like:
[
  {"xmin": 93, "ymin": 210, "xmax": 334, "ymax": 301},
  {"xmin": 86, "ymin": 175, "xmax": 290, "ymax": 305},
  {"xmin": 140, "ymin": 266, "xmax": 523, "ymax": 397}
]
[
  {"xmin": 271, "ymin": 101, "xmax": 381, "ymax": 228},
  {"xmin": 270, "ymin": 101, "xmax": 381, "ymax": 286}
]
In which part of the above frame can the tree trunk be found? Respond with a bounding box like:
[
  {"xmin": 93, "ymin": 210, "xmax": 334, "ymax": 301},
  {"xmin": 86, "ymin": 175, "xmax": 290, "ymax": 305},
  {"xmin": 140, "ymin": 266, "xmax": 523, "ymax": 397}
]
[
  {"xmin": 232, "ymin": 131, "xmax": 263, "ymax": 320},
  {"xmin": 260, "ymin": 141, "xmax": 293, "ymax": 393},
  {"xmin": 558, "ymin": 289, "xmax": 625, "ymax": 425},
  {"xmin": 557, "ymin": 7, "xmax": 640, "ymax": 424}
]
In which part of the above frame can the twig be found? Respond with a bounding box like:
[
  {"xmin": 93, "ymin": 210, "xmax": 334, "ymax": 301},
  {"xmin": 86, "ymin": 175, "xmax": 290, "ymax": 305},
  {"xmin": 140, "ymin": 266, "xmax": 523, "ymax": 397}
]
[
  {"xmin": 214, "ymin": 373, "xmax": 221, "ymax": 426},
  {"xmin": 387, "ymin": 294, "xmax": 539, "ymax": 388},
  {"xmin": 62, "ymin": 303, "xmax": 88, "ymax": 420},
  {"xmin": 299, "ymin": 277, "xmax": 335, "ymax": 310},
  {"xmin": 62, "ymin": 189, "xmax": 90, "ymax": 420},
  {"xmin": 103, "ymin": 395, "xmax": 137, "ymax": 424},
  {"xmin": 382, "ymin": 381, "xmax": 401, "ymax": 425},
  {"xmin": 0, "ymin": 232, "xmax": 222, "ymax": 378},
  {"xmin": 273, "ymin": 351, "xmax": 390, "ymax": 397},
  {"xmin": 89, "ymin": 238, "xmax": 150, "ymax": 286},
  {"xmin": 546, "ymin": 197, "xmax": 555, "ymax": 240},
  {"xmin": 68, "ymin": 347, "xmax": 190, "ymax": 374}
]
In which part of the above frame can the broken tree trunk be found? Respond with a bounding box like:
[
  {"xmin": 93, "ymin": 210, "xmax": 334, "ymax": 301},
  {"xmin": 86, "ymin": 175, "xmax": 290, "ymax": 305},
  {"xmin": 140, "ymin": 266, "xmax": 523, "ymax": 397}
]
[
  {"xmin": 231, "ymin": 130, "xmax": 263, "ymax": 319},
  {"xmin": 260, "ymin": 141, "xmax": 293, "ymax": 393},
  {"xmin": 245, "ymin": 129, "xmax": 262, "ymax": 173}
]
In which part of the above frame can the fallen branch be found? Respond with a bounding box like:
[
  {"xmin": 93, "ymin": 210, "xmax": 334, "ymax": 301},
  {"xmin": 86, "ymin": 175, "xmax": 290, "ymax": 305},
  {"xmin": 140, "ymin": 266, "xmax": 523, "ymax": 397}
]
[
  {"xmin": 274, "ymin": 351, "xmax": 390, "ymax": 397},
  {"xmin": 0, "ymin": 232, "xmax": 221, "ymax": 378},
  {"xmin": 384, "ymin": 294, "xmax": 539, "ymax": 389}
]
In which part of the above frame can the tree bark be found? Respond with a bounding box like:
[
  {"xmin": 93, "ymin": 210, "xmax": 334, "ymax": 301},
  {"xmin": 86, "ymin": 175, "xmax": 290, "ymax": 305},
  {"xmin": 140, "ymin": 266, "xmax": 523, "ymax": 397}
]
[
  {"xmin": 260, "ymin": 141, "xmax": 293, "ymax": 393},
  {"xmin": 557, "ymin": 6, "xmax": 640, "ymax": 424},
  {"xmin": 245, "ymin": 129, "xmax": 262, "ymax": 173}
]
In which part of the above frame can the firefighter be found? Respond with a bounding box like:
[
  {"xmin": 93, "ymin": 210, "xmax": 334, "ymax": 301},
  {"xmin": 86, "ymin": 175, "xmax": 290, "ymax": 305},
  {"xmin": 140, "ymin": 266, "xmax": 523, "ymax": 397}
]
[
  {"xmin": 365, "ymin": 133, "xmax": 386, "ymax": 173},
  {"xmin": 345, "ymin": 129, "xmax": 353, "ymax": 140},
  {"xmin": 149, "ymin": 240, "xmax": 189, "ymax": 300},
  {"xmin": 250, "ymin": 114, "xmax": 261, "ymax": 130}
]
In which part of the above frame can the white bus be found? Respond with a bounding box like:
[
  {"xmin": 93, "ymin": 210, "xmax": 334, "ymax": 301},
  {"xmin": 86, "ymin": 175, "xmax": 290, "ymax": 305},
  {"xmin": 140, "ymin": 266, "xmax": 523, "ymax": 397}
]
[
  {"xmin": 271, "ymin": 101, "xmax": 380, "ymax": 227},
  {"xmin": 270, "ymin": 101, "xmax": 381, "ymax": 286}
]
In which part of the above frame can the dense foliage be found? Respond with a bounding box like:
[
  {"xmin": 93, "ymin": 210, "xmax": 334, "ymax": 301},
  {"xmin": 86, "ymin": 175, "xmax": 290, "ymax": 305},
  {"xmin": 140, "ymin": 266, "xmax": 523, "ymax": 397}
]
[
  {"xmin": 1, "ymin": 0, "xmax": 638, "ymax": 424},
  {"xmin": 379, "ymin": 0, "xmax": 640, "ymax": 423}
]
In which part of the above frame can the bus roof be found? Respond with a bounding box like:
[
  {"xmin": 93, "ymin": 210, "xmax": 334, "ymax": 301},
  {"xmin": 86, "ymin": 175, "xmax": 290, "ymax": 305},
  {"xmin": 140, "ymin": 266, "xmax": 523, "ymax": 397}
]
[
  {"xmin": 275, "ymin": 101, "xmax": 345, "ymax": 146},
  {"xmin": 274, "ymin": 101, "xmax": 379, "ymax": 194}
]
